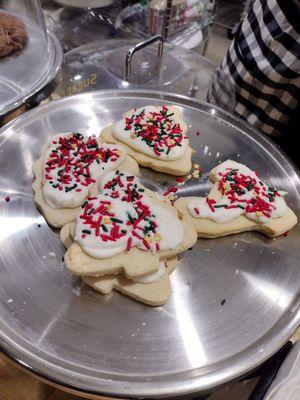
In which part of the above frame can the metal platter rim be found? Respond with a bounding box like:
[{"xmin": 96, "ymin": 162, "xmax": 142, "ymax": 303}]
[
  {"xmin": 0, "ymin": 89, "xmax": 299, "ymax": 399},
  {"xmin": 0, "ymin": 30, "xmax": 63, "ymax": 117}
]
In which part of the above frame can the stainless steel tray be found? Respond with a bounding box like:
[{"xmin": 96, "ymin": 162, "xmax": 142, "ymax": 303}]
[{"xmin": 0, "ymin": 90, "xmax": 299, "ymax": 399}]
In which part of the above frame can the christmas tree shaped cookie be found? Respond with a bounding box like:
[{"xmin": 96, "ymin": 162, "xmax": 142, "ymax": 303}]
[
  {"xmin": 61, "ymin": 222, "xmax": 178, "ymax": 306},
  {"xmin": 63, "ymin": 170, "xmax": 196, "ymax": 279},
  {"xmin": 175, "ymin": 160, "xmax": 297, "ymax": 238},
  {"xmin": 33, "ymin": 132, "xmax": 139, "ymax": 227},
  {"xmin": 101, "ymin": 105, "xmax": 194, "ymax": 176}
]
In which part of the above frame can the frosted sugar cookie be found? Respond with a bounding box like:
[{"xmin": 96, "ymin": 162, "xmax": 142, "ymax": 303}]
[
  {"xmin": 61, "ymin": 219, "xmax": 178, "ymax": 306},
  {"xmin": 64, "ymin": 170, "xmax": 196, "ymax": 279},
  {"xmin": 60, "ymin": 223, "xmax": 178, "ymax": 306},
  {"xmin": 32, "ymin": 132, "xmax": 139, "ymax": 227},
  {"xmin": 175, "ymin": 160, "xmax": 297, "ymax": 238},
  {"xmin": 101, "ymin": 105, "xmax": 194, "ymax": 176}
]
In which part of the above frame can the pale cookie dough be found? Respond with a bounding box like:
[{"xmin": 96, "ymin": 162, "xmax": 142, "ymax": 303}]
[
  {"xmin": 61, "ymin": 222, "xmax": 178, "ymax": 306},
  {"xmin": 101, "ymin": 105, "xmax": 194, "ymax": 176},
  {"xmin": 84, "ymin": 257, "xmax": 178, "ymax": 306},
  {"xmin": 64, "ymin": 204, "xmax": 196, "ymax": 278},
  {"xmin": 175, "ymin": 160, "xmax": 297, "ymax": 238},
  {"xmin": 32, "ymin": 133, "xmax": 139, "ymax": 228},
  {"xmin": 63, "ymin": 171, "xmax": 197, "ymax": 279}
]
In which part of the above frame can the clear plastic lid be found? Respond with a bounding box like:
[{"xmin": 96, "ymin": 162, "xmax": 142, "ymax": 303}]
[
  {"xmin": 0, "ymin": 0, "xmax": 62, "ymax": 116},
  {"xmin": 55, "ymin": 38, "xmax": 216, "ymax": 102}
]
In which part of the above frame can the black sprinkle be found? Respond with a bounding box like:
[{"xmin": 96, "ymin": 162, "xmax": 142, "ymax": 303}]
[
  {"xmin": 188, "ymin": 247, "xmax": 193, "ymax": 251},
  {"xmin": 37, "ymin": 224, "xmax": 41, "ymax": 228},
  {"xmin": 62, "ymin": 256, "xmax": 64, "ymax": 262},
  {"xmin": 221, "ymin": 299, "xmax": 226, "ymax": 306}
]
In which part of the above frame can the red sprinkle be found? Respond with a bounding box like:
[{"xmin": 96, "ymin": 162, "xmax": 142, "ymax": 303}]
[
  {"xmin": 194, "ymin": 207, "xmax": 200, "ymax": 215},
  {"xmin": 5, "ymin": 196, "xmax": 10, "ymax": 202},
  {"xmin": 163, "ymin": 186, "xmax": 178, "ymax": 196},
  {"xmin": 143, "ymin": 239, "xmax": 151, "ymax": 250},
  {"xmin": 127, "ymin": 237, "xmax": 132, "ymax": 251},
  {"xmin": 206, "ymin": 197, "xmax": 216, "ymax": 212},
  {"xmin": 283, "ymin": 231, "xmax": 289, "ymax": 237}
]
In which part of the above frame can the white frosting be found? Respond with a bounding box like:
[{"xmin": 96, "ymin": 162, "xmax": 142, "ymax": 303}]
[
  {"xmin": 75, "ymin": 197, "xmax": 134, "ymax": 258},
  {"xmin": 111, "ymin": 106, "xmax": 188, "ymax": 161},
  {"xmin": 188, "ymin": 160, "xmax": 287, "ymax": 224},
  {"xmin": 42, "ymin": 133, "xmax": 125, "ymax": 209},
  {"xmin": 133, "ymin": 262, "xmax": 167, "ymax": 283},
  {"xmin": 148, "ymin": 199, "xmax": 184, "ymax": 251},
  {"xmin": 75, "ymin": 171, "xmax": 184, "ymax": 259}
]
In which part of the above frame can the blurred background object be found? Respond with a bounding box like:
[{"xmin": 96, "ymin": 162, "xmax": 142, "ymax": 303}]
[{"xmin": 0, "ymin": 0, "xmax": 62, "ymax": 121}]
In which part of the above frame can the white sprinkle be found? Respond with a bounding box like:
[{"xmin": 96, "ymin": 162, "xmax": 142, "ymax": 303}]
[
  {"xmin": 237, "ymin": 153, "xmax": 240, "ymax": 158},
  {"xmin": 235, "ymin": 268, "xmax": 239, "ymax": 274},
  {"xmin": 204, "ymin": 145, "xmax": 209, "ymax": 154},
  {"xmin": 142, "ymin": 322, "xmax": 146, "ymax": 326},
  {"xmin": 216, "ymin": 152, "xmax": 220, "ymax": 158},
  {"xmin": 233, "ymin": 242, "xmax": 238, "ymax": 247},
  {"xmin": 272, "ymin": 251, "xmax": 276, "ymax": 255},
  {"xmin": 6, "ymin": 299, "xmax": 13, "ymax": 303},
  {"xmin": 48, "ymin": 252, "xmax": 56, "ymax": 257}
]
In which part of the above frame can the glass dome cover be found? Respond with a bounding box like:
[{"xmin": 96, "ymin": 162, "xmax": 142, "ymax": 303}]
[
  {"xmin": 55, "ymin": 37, "xmax": 216, "ymax": 102},
  {"xmin": 0, "ymin": 0, "xmax": 62, "ymax": 116}
]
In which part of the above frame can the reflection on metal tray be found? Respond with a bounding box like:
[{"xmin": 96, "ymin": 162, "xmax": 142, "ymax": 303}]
[{"xmin": 0, "ymin": 90, "xmax": 299, "ymax": 399}]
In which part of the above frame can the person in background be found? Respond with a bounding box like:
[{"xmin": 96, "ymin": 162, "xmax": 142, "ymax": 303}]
[{"xmin": 207, "ymin": 0, "xmax": 300, "ymax": 167}]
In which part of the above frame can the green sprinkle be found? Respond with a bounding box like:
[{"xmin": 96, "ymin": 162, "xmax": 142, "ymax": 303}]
[
  {"xmin": 138, "ymin": 188, "xmax": 145, "ymax": 192},
  {"xmin": 101, "ymin": 224, "xmax": 108, "ymax": 232},
  {"xmin": 87, "ymin": 208, "xmax": 95, "ymax": 215},
  {"xmin": 127, "ymin": 213, "xmax": 135, "ymax": 224},
  {"xmin": 237, "ymin": 205, "xmax": 245, "ymax": 209},
  {"xmin": 214, "ymin": 204, "xmax": 227, "ymax": 208},
  {"xmin": 82, "ymin": 229, "xmax": 91, "ymax": 234},
  {"xmin": 65, "ymin": 184, "xmax": 77, "ymax": 192},
  {"xmin": 111, "ymin": 218, "xmax": 123, "ymax": 224}
]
